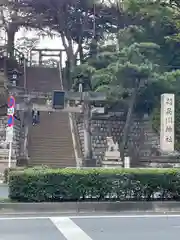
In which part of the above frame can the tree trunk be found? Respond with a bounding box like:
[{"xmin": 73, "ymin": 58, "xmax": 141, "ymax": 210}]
[
  {"xmin": 7, "ymin": 26, "xmax": 16, "ymax": 58},
  {"xmin": 89, "ymin": 37, "xmax": 98, "ymax": 58},
  {"xmin": 79, "ymin": 41, "xmax": 84, "ymax": 64},
  {"xmin": 120, "ymin": 80, "xmax": 139, "ymax": 165},
  {"xmin": 0, "ymin": 72, "xmax": 8, "ymax": 116},
  {"xmin": 60, "ymin": 33, "xmax": 77, "ymax": 88},
  {"xmin": 67, "ymin": 50, "xmax": 76, "ymax": 87}
]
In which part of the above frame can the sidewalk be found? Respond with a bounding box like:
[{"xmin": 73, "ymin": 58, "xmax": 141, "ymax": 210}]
[{"xmin": 0, "ymin": 184, "xmax": 8, "ymax": 199}]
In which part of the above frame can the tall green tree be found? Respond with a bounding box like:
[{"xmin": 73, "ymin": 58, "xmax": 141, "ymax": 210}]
[
  {"xmin": 0, "ymin": 0, "xmax": 42, "ymax": 57},
  {"xmin": 15, "ymin": 36, "xmax": 40, "ymax": 59},
  {"xmin": 18, "ymin": 0, "xmax": 119, "ymax": 82},
  {"xmin": 72, "ymin": 25, "xmax": 161, "ymax": 161}
]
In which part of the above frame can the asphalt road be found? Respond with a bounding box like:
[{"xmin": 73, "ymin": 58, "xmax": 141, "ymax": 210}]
[{"xmin": 1, "ymin": 214, "xmax": 180, "ymax": 239}]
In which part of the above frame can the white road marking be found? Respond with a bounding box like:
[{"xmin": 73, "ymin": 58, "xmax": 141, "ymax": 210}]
[
  {"xmin": 0, "ymin": 214, "xmax": 180, "ymax": 220},
  {"xmin": 50, "ymin": 217, "xmax": 93, "ymax": 240}
]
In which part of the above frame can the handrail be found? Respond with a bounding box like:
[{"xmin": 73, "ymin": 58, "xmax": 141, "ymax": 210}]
[
  {"xmin": 24, "ymin": 124, "xmax": 29, "ymax": 160},
  {"xmin": 58, "ymin": 61, "xmax": 63, "ymax": 90},
  {"xmin": 12, "ymin": 90, "xmax": 52, "ymax": 98},
  {"xmin": 23, "ymin": 105, "xmax": 31, "ymax": 161},
  {"xmin": 0, "ymin": 45, "xmax": 25, "ymax": 65},
  {"xmin": 71, "ymin": 112, "xmax": 84, "ymax": 164}
]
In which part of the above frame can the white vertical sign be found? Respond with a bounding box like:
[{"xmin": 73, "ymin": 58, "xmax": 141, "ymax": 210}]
[
  {"xmin": 160, "ymin": 93, "xmax": 175, "ymax": 152},
  {"xmin": 7, "ymin": 108, "xmax": 14, "ymax": 115},
  {"xmin": 6, "ymin": 127, "xmax": 13, "ymax": 143},
  {"xmin": 124, "ymin": 156, "xmax": 130, "ymax": 168}
]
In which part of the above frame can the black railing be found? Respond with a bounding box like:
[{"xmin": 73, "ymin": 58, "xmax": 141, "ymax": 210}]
[
  {"xmin": 0, "ymin": 46, "xmax": 25, "ymax": 65},
  {"xmin": 14, "ymin": 48, "xmax": 25, "ymax": 66}
]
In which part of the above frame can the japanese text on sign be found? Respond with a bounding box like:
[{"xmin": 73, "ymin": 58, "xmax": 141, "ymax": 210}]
[
  {"xmin": 160, "ymin": 94, "xmax": 175, "ymax": 152},
  {"xmin": 165, "ymin": 97, "xmax": 174, "ymax": 143},
  {"xmin": 164, "ymin": 96, "xmax": 174, "ymax": 144}
]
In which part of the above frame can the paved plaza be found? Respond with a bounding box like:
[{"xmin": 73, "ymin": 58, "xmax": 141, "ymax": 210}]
[{"xmin": 0, "ymin": 214, "xmax": 180, "ymax": 239}]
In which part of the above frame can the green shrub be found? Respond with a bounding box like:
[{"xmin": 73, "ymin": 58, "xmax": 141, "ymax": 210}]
[
  {"xmin": 4, "ymin": 166, "xmax": 48, "ymax": 183},
  {"xmin": 4, "ymin": 168, "xmax": 11, "ymax": 184},
  {"xmin": 8, "ymin": 168, "xmax": 180, "ymax": 202},
  {"xmin": 4, "ymin": 167, "xmax": 25, "ymax": 184}
]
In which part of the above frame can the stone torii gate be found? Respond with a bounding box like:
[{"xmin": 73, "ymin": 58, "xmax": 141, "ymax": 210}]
[{"xmin": 29, "ymin": 48, "xmax": 65, "ymax": 67}]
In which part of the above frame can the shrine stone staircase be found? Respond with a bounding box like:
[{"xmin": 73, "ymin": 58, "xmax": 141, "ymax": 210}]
[
  {"xmin": 25, "ymin": 66, "xmax": 61, "ymax": 92},
  {"xmin": 26, "ymin": 66, "xmax": 76, "ymax": 167},
  {"xmin": 28, "ymin": 111, "xmax": 75, "ymax": 167},
  {"xmin": 0, "ymin": 50, "xmax": 77, "ymax": 171}
]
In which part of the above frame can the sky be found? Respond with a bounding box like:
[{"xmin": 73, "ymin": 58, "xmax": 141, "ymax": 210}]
[
  {"xmin": 15, "ymin": 29, "xmax": 61, "ymax": 49},
  {"xmin": 0, "ymin": 27, "xmax": 68, "ymax": 66},
  {"xmin": 15, "ymin": 28, "xmax": 68, "ymax": 65}
]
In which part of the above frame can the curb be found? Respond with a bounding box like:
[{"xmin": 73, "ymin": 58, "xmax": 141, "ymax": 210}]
[{"xmin": 0, "ymin": 201, "xmax": 180, "ymax": 213}]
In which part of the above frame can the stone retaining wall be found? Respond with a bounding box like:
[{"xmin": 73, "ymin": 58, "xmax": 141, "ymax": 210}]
[{"xmin": 75, "ymin": 112, "xmax": 180, "ymax": 167}]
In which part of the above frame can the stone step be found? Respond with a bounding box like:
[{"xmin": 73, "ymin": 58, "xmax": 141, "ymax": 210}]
[
  {"xmin": 28, "ymin": 109, "xmax": 76, "ymax": 167},
  {"xmin": 30, "ymin": 163, "xmax": 75, "ymax": 168},
  {"xmin": 30, "ymin": 153, "xmax": 75, "ymax": 158},
  {"xmin": 29, "ymin": 137, "xmax": 73, "ymax": 141},
  {"xmin": 30, "ymin": 161, "xmax": 75, "ymax": 164},
  {"xmin": 29, "ymin": 145, "xmax": 74, "ymax": 149}
]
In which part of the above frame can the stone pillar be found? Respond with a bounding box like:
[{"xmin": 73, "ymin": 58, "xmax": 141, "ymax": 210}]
[
  {"xmin": 124, "ymin": 156, "xmax": 130, "ymax": 168},
  {"xmin": 82, "ymin": 92, "xmax": 95, "ymax": 166},
  {"xmin": 160, "ymin": 93, "xmax": 175, "ymax": 152},
  {"xmin": 83, "ymin": 100, "xmax": 92, "ymax": 165},
  {"xmin": 60, "ymin": 51, "xmax": 63, "ymax": 71}
]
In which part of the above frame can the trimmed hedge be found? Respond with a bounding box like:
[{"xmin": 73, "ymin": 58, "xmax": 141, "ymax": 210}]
[
  {"xmin": 4, "ymin": 167, "xmax": 26, "ymax": 183},
  {"xmin": 8, "ymin": 168, "xmax": 180, "ymax": 202},
  {"xmin": 4, "ymin": 166, "xmax": 49, "ymax": 183}
]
